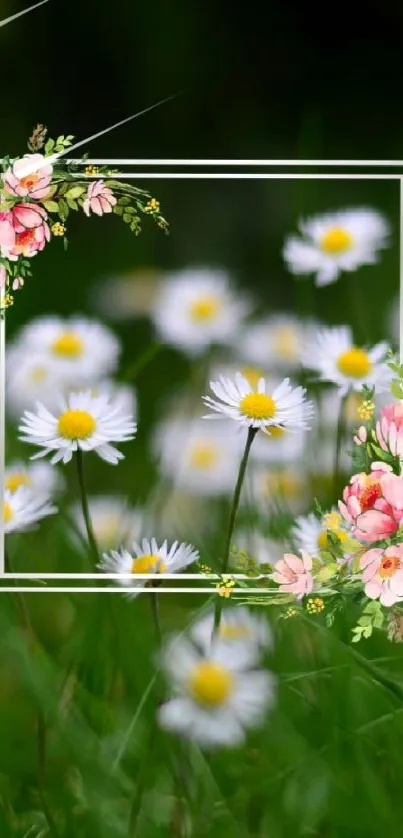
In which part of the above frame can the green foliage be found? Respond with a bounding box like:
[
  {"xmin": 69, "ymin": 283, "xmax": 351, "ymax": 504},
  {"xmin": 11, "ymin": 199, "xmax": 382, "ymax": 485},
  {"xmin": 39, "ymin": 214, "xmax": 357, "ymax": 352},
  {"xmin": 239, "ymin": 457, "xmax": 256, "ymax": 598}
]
[{"xmin": 352, "ymin": 600, "xmax": 385, "ymax": 642}]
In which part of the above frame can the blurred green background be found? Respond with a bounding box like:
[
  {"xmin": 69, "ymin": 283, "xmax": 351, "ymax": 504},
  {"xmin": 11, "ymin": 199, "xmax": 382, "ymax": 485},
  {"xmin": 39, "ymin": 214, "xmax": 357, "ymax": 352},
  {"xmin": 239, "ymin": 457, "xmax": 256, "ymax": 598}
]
[{"xmin": 2, "ymin": 3, "xmax": 403, "ymax": 837}]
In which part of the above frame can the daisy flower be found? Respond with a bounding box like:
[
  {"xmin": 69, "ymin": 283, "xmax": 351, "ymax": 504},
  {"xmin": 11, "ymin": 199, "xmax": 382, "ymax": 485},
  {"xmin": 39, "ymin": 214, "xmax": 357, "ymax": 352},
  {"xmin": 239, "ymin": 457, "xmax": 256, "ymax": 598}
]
[
  {"xmin": 283, "ymin": 208, "xmax": 390, "ymax": 287},
  {"xmin": 291, "ymin": 510, "xmax": 351, "ymax": 556},
  {"xmin": 232, "ymin": 529, "xmax": 283, "ymax": 567},
  {"xmin": 98, "ymin": 538, "xmax": 199, "ymax": 596},
  {"xmin": 93, "ymin": 269, "xmax": 162, "ymax": 320},
  {"xmin": 235, "ymin": 315, "xmax": 321, "ymax": 371},
  {"xmin": 4, "ymin": 486, "xmax": 56, "ymax": 534},
  {"xmin": 272, "ymin": 550, "xmax": 314, "ymax": 599},
  {"xmin": 70, "ymin": 497, "xmax": 144, "ymax": 552},
  {"xmin": 158, "ymin": 634, "xmax": 275, "ymax": 748},
  {"xmin": 5, "ymin": 460, "xmax": 64, "ymax": 497},
  {"xmin": 360, "ymin": 544, "xmax": 403, "ymax": 606},
  {"xmin": 6, "ymin": 343, "xmax": 64, "ymax": 417},
  {"xmin": 202, "ymin": 372, "xmax": 313, "ymax": 434},
  {"xmin": 151, "ymin": 268, "xmax": 249, "ymax": 356},
  {"xmin": 18, "ymin": 389, "xmax": 136, "ymax": 465},
  {"xmin": 153, "ymin": 416, "xmax": 242, "ymax": 496},
  {"xmin": 302, "ymin": 326, "xmax": 390, "ymax": 395},
  {"xmin": 15, "ymin": 315, "xmax": 120, "ymax": 384},
  {"xmin": 248, "ymin": 465, "xmax": 307, "ymax": 515},
  {"xmin": 191, "ymin": 606, "xmax": 273, "ymax": 667}
]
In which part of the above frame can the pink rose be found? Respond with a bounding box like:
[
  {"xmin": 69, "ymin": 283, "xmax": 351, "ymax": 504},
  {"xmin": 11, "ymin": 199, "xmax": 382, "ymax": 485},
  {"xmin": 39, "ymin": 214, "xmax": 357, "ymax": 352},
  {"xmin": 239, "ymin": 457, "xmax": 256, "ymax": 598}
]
[
  {"xmin": 83, "ymin": 180, "xmax": 117, "ymax": 217},
  {"xmin": 272, "ymin": 550, "xmax": 313, "ymax": 599},
  {"xmin": 376, "ymin": 402, "xmax": 403, "ymax": 458},
  {"xmin": 3, "ymin": 153, "xmax": 53, "ymax": 200},
  {"xmin": 360, "ymin": 543, "xmax": 403, "ymax": 606},
  {"xmin": 339, "ymin": 463, "xmax": 403, "ymax": 542},
  {"xmin": 0, "ymin": 211, "xmax": 16, "ymax": 249},
  {"xmin": 2, "ymin": 203, "xmax": 50, "ymax": 260}
]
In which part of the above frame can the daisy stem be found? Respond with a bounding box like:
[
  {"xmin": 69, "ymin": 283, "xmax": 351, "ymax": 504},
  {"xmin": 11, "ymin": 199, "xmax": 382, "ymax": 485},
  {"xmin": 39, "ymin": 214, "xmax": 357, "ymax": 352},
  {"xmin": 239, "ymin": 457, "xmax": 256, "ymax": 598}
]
[
  {"xmin": 37, "ymin": 711, "xmax": 61, "ymax": 838},
  {"xmin": 75, "ymin": 450, "xmax": 99, "ymax": 565},
  {"xmin": 334, "ymin": 394, "xmax": 347, "ymax": 499},
  {"xmin": 123, "ymin": 341, "xmax": 161, "ymax": 382},
  {"xmin": 213, "ymin": 427, "xmax": 258, "ymax": 631},
  {"xmin": 149, "ymin": 583, "xmax": 162, "ymax": 647}
]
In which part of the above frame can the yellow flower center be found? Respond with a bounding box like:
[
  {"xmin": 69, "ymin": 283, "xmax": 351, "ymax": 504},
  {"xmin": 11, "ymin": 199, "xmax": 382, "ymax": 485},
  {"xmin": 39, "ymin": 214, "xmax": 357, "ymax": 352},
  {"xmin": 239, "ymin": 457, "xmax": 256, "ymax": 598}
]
[
  {"xmin": 4, "ymin": 501, "xmax": 12, "ymax": 524},
  {"xmin": 97, "ymin": 515, "xmax": 120, "ymax": 545},
  {"xmin": 189, "ymin": 444, "xmax": 217, "ymax": 469},
  {"xmin": 317, "ymin": 528, "xmax": 348, "ymax": 549},
  {"xmin": 273, "ymin": 326, "xmax": 298, "ymax": 360},
  {"xmin": 322, "ymin": 511, "xmax": 343, "ymax": 530},
  {"xmin": 263, "ymin": 425, "xmax": 285, "ymax": 440},
  {"xmin": 52, "ymin": 331, "xmax": 84, "ymax": 358},
  {"xmin": 131, "ymin": 554, "xmax": 167, "ymax": 574},
  {"xmin": 57, "ymin": 409, "xmax": 96, "ymax": 440},
  {"xmin": 320, "ymin": 227, "xmax": 353, "ymax": 254},
  {"xmin": 188, "ymin": 660, "xmax": 233, "ymax": 706},
  {"xmin": 5, "ymin": 473, "xmax": 31, "ymax": 493},
  {"xmin": 189, "ymin": 296, "xmax": 221, "ymax": 322},
  {"xmin": 264, "ymin": 471, "xmax": 302, "ymax": 498},
  {"xmin": 240, "ymin": 367, "xmax": 265, "ymax": 390},
  {"xmin": 30, "ymin": 367, "xmax": 47, "ymax": 383},
  {"xmin": 219, "ymin": 624, "xmax": 251, "ymax": 640},
  {"xmin": 240, "ymin": 393, "xmax": 276, "ymax": 420},
  {"xmin": 379, "ymin": 555, "xmax": 400, "ymax": 579},
  {"xmin": 344, "ymin": 392, "xmax": 362, "ymax": 422},
  {"xmin": 337, "ymin": 348, "xmax": 372, "ymax": 379}
]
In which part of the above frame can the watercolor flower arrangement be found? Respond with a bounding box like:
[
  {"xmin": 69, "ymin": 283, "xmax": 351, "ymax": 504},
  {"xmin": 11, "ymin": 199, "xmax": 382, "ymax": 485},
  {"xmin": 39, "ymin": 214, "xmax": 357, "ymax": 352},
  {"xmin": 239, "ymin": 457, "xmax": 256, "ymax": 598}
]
[{"xmin": 0, "ymin": 124, "xmax": 168, "ymax": 312}]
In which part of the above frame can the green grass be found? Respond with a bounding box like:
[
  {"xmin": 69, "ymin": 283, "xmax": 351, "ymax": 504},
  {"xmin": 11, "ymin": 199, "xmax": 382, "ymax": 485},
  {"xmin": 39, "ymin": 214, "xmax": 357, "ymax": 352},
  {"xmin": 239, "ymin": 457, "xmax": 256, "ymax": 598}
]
[{"xmin": 1, "ymin": 583, "xmax": 403, "ymax": 837}]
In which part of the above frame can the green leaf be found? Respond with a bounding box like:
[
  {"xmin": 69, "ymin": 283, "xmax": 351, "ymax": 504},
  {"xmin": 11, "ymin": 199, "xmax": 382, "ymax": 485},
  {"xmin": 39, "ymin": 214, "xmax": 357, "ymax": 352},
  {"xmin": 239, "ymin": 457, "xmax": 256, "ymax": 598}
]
[
  {"xmin": 65, "ymin": 186, "xmax": 86, "ymax": 200},
  {"xmin": 42, "ymin": 200, "xmax": 59, "ymax": 213},
  {"xmin": 113, "ymin": 205, "xmax": 123, "ymax": 216},
  {"xmin": 391, "ymin": 379, "xmax": 403, "ymax": 399},
  {"xmin": 58, "ymin": 198, "xmax": 69, "ymax": 221},
  {"xmin": 66, "ymin": 199, "xmax": 78, "ymax": 210},
  {"xmin": 123, "ymin": 213, "xmax": 132, "ymax": 223},
  {"xmin": 44, "ymin": 138, "xmax": 55, "ymax": 155},
  {"xmin": 316, "ymin": 563, "xmax": 339, "ymax": 583},
  {"xmin": 118, "ymin": 196, "xmax": 131, "ymax": 206}
]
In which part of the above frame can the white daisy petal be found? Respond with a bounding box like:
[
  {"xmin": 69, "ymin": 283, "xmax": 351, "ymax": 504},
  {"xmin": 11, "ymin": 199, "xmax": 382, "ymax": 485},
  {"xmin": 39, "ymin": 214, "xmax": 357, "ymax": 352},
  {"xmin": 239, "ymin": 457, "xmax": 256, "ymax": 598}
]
[
  {"xmin": 18, "ymin": 389, "xmax": 136, "ymax": 465},
  {"xmin": 284, "ymin": 207, "xmax": 390, "ymax": 287}
]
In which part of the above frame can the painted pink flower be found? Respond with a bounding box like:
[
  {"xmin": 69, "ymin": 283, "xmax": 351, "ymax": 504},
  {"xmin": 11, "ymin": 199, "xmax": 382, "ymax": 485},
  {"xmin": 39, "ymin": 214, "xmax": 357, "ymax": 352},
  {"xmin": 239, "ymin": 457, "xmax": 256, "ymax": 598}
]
[
  {"xmin": 360, "ymin": 543, "xmax": 403, "ymax": 606},
  {"xmin": 2, "ymin": 203, "xmax": 50, "ymax": 260},
  {"xmin": 3, "ymin": 154, "xmax": 53, "ymax": 199},
  {"xmin": 272, "ymin": 550, "xmax": 313, "ymax": 599},
  {"xmin": 83, "ymin": 180, "xmax": 117, "ymax": 217},
  {"xmin": 353, "ymin": 425, "xmax": 367, "ymax": 446},
  {"xmin": 339, "ymin": 463, "xmax": 403, "ymax": 542},
  {"xmin": 376, "ymin": 402, "xmax": 403, "ymax": 458},
  {"xmin": 0, "ymin": 211, "xmax": 16, "ymax": 249}
]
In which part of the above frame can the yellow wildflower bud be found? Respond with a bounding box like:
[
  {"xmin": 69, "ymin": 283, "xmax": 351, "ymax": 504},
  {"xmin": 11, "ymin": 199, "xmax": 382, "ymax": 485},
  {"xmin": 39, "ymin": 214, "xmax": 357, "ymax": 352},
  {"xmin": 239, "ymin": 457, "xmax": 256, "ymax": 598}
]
[{"xmin": 51, "ymin": 222, "xmax": 66, "ymax": 237}]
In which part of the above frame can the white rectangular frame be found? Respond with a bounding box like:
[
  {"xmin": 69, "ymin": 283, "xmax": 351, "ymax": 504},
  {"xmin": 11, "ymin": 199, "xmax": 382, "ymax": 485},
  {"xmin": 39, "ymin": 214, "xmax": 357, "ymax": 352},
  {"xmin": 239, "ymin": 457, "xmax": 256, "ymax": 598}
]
[{"xmin": 1, "ymin": 159, "xmax": 402, "ymax": 592}]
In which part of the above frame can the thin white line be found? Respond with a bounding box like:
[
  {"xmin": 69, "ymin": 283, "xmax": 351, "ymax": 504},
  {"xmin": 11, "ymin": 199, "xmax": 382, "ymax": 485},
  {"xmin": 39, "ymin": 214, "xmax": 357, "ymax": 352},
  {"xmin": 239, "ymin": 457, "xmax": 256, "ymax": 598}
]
[
  {"xmin": 62, "ymin": 158, "xmax": 403, "ymax": 167},
  {"xmin": 1, "ymin": 572, "xmax": 266, "ymax": 579},
  {"xmin": 0, "ymin": 301, "xmax": 4, "ymax": 575},
  {"xmin": 400, "ymin": 178, "xmax": 403, "ymax": 365},
  {"xmin": 69, "ymin": 172, "xmax": 401, "ymax": 181},
  {"xmin": 0, "ymin": 587, "xmax": 277, "ymax": 594},
  {"xmin": 0, "ymin": 0, "xmax": 49, "ymax": 28}
]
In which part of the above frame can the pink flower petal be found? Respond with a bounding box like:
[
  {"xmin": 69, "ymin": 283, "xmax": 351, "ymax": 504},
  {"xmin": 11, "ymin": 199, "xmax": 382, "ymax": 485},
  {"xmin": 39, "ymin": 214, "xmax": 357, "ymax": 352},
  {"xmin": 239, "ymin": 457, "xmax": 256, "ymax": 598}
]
[{"xmin": 381, "ymin": 474, "xmax": 403, "ymax": 511}]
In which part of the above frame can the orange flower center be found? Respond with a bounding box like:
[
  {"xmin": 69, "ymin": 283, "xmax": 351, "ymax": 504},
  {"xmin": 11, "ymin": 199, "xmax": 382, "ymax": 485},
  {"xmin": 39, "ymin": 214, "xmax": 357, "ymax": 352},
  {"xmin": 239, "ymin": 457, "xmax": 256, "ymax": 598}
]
[
  {"xmin": 359, "ymin": 479, "xmax": 382, "ymax": 512},
  {"xmin": 379, "ymin": 555, "xmax": 401, "ymax": 578},
  {"xmin": 19, "ymin": 174, "xmax": 39, "ymax": 190}
]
